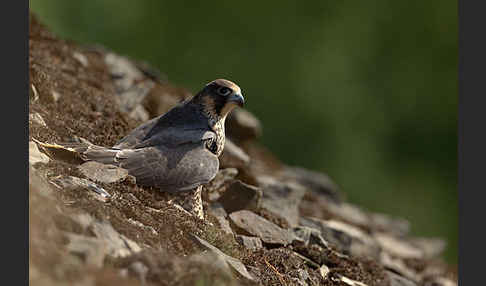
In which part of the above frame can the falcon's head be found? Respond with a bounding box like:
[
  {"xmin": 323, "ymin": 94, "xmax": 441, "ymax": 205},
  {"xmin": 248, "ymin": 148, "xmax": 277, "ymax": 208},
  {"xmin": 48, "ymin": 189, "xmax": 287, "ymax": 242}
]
[{"xmin": 194, "ymin": 79, "xmax": 245, "ymax": 120}]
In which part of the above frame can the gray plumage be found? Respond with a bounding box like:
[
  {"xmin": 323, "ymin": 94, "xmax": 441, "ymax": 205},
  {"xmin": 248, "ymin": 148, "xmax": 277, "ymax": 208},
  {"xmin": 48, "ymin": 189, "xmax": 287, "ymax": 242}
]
[
  {"xmin": 111, "ymin": 101, "xmax": 220, "ymax": 192},
  {"xmin": 39, "ymin": 79, "xmax": 244, "ymax": 195}
]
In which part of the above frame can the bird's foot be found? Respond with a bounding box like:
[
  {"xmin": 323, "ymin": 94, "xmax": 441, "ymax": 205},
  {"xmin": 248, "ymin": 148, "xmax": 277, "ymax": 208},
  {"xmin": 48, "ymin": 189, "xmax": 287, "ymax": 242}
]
[{"xmin": 166, "ymin": 187, "xmax": 204, "ymax": 220}]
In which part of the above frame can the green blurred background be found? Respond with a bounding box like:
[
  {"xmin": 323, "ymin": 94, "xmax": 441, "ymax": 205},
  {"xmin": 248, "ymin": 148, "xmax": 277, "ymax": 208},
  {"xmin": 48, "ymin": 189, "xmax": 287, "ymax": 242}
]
[{"xmin": 30, "ymin": 0, "xmax": 457, "ymax": 264}]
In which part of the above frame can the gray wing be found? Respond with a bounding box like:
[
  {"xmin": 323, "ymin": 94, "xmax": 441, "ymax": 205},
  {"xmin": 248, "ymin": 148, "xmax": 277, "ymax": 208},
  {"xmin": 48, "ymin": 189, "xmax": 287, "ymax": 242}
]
[
  {"xmin": 116, "ymin": 142, "xmax": 219, "ymax": 192},
  {"xmin": 114, "ymin": 102, "xmax": 212, "ymax": 149},
  {"xmin": 114, "ymin": 116, "xmax": 159, "ymax": 149}
]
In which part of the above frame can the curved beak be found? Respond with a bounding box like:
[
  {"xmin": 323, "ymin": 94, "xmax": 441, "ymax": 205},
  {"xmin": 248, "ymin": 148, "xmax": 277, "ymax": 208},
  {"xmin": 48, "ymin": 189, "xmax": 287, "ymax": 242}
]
[{"xmin": 228, "ymin": 92, "xmax": 245, "ymax": 107}]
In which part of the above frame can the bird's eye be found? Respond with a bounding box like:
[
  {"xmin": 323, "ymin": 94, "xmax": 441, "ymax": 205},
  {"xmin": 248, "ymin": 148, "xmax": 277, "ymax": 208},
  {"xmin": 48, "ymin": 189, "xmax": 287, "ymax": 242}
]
[{"xmin": 217, "ymin": 87, "xmax": 232, "ymax": 96}]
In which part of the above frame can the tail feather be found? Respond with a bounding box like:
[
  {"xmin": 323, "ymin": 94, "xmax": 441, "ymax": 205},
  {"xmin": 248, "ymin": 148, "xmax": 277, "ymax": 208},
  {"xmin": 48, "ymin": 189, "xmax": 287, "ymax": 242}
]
[
  {"xmin": 32, "ymin": 138, "xmax": 121, "ymax": 165},
  {"xmin": 80, "ymin": 145, "xmax": 121, "ymax": 165}
]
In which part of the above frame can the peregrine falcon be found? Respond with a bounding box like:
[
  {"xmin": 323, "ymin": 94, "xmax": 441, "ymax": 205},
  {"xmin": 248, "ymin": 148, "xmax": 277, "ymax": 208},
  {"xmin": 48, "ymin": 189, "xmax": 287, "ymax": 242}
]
[{"xmin": 35, "ymin": 79, "xmax": 245, "ymax": 219}]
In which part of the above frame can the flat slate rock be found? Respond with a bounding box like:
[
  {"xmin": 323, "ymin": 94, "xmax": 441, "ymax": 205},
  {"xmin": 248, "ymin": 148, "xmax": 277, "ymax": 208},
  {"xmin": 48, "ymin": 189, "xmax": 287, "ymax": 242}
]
[
  {"xmin": 229, "ymin": 210, "xmax": 295, "ymax": 245},
  {"xmin": 217, "ymin": 180, "xmax": 262, "ymax": 213},
  {"xmin": 78, "ymin": 161, "xmax": 129, "ymax": 184},
  {"xmin": 257, "ymin": 176, "xmax": 306, "ymax": 227},
  {"xmin": 190, "ymin": 234, "xmax": 255, "ymax": 281}
]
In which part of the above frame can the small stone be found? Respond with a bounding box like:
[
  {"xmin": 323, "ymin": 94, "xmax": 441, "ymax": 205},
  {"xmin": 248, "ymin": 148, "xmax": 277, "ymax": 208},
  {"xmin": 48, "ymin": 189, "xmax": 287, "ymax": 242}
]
[
  {"xmin": 319, "ymin": 264, "xmax": 330, "ymax": 279},
  {"xmin": 72, "ymin": 51, "xmax": 89, "ymax": 67},
  {"xmin": 190, "ymin": 234, "xmax": 255, "ymax": 281},
  {"xmin": 51, "ymin": 90, "xmax": 61, "ymax": 102},
  {"xmin": 29, "ymin": 141, "xmax": 50, "ymax": 166},
  {"xmin": 30, "ymin": 84, "xmax": 39, "ymax": 102},
  {"xmin": 229, "ymin": 210, "xmax": 295, "ymax": 245},
  {"xmin": 235, "ymin": 235, "xmax": 263, "ymax": 250},
  {"xmin": 77, "ymin": 161, "xmax": 129, "ymax": 184},
  {"xmin": 217, "ymin": 180, "xmax": 262, "ymax": 213}
]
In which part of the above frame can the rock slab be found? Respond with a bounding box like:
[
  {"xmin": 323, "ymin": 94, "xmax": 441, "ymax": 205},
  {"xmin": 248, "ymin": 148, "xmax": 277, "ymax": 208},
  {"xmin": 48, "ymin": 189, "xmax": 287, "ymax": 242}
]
[
  {"xmin": 78, "ymin": 161, "xmax": 129, "ymax": 184},
  {"xmin": 258, "ymin": 176, "xmax": 306, "ymax": 227},
  {"xmin": 229, "ymin": 210, "xmax": 295, "ymax": 245},
  {"xmin": 217, "ymin": 180, "xmax": 262, "ymax": 213},
  {"xmin": 190, "ymin": 234, "xmax": 255, "ymax": 281}
]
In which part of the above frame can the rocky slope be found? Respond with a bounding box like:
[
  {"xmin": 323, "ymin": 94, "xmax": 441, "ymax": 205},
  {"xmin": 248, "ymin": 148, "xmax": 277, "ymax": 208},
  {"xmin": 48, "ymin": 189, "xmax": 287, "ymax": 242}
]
[{"xmin": 29, "ymin": 14, "xmax": 457, "ymax": 286}]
